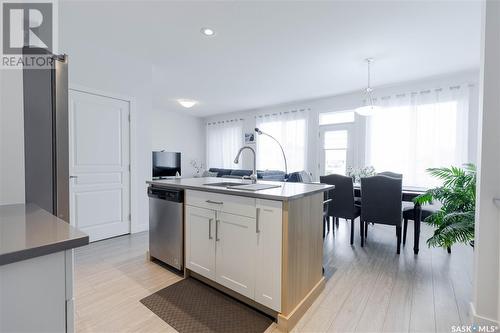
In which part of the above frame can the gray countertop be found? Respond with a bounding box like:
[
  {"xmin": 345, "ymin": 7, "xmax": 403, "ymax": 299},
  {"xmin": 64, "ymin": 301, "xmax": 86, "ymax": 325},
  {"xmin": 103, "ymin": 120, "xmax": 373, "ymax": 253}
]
[
  {"xmin": 147, "ymin": 177, "xmax": 334, "ymax": 201},
  {"xmin": 0, "ymin": 204, "xmax": 89, "ymax": 266}
]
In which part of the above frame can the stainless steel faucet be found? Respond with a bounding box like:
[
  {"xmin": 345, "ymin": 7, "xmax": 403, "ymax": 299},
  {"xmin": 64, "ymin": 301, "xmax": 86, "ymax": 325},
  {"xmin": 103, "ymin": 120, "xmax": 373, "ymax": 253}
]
[{"xmin": 233, "ymin": 146, "xmax": 257, "ymax": 184}]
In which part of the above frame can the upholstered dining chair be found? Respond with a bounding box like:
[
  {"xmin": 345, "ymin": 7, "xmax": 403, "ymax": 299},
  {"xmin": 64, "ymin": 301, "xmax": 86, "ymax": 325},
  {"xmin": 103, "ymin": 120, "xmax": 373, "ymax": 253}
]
[
  {"xmin": 402, "ymin": 202, "xmax": 444, "ymax": 250},
  {"xmin": 377, "ymin": 171, "xmax": 403, "ymax": 178},
  {"xmin": 323, "ymin": 195, "xmax": 333, "ymax": 238},
  {"xmin": 320, "ymin": 174, "xmax": 361, "ymax": 245},
  {"xmin": 363, "ymin": 172, "xmax": 403, "ymax": 238},
  {"xmin": 360, "ymin": 175, "xmax": 403, "ymax": 254}
]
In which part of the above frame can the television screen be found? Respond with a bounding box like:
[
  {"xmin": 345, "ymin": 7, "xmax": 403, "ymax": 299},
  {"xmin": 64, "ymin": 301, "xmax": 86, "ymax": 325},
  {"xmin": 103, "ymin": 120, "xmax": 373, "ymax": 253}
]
[{"xmin": 152, "ymin": 151, "xmax": 181, "ymax": 178}]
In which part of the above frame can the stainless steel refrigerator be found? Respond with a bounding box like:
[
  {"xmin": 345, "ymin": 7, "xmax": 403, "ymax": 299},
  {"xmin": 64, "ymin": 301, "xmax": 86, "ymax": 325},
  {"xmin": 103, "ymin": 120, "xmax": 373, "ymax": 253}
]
[{"xmin": 23, "ymin": 53, "xmax": 69, "ymax": 222}]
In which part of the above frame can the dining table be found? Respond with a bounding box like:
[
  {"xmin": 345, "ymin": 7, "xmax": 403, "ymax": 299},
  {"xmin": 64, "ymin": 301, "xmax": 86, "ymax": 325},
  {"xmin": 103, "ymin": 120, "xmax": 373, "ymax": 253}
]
[{"xmin": 352, "ymin": 185, "xmax": 427, "ymax": 254}]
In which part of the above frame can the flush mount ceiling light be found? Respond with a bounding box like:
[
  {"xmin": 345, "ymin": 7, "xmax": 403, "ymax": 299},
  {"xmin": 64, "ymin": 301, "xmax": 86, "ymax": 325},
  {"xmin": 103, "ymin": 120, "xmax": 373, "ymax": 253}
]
[
  {"xmin": 355, "ymin": 58, "xmax": 382, "ymax": 116},
  {"xmin": 177, "ymin": 99, "xmax": 198, "ymax": 108},
  {"xmin": 201, "ymin": 27, "xmax": 216, "ymax": 37}
]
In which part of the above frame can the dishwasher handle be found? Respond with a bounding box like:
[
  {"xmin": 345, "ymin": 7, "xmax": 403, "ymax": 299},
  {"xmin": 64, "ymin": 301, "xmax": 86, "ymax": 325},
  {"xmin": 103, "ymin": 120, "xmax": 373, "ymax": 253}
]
[{"xmin": 148, "ymin": 187, "xmax": 183, "ymax": 202}]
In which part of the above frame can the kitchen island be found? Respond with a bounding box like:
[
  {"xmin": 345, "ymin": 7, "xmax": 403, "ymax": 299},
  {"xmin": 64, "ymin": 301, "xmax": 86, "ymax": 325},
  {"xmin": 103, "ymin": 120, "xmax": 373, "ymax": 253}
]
[
  {"xmin": 147, "ymin": 177, "xmax": 333, "ymax": 331},
  {"xmin": 0, "ymin": 204, "xmax": 89, "ymax": 333}
]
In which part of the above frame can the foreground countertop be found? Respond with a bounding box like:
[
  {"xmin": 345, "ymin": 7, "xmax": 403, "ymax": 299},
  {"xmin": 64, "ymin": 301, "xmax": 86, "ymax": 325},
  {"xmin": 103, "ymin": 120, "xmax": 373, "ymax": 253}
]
[
  {"xmin": 147, "ymin": 177, "xmax": 334, "ymax": 201},
  {"xmin": 0, "ymin": 204, "xmax": 89, "ymax": 266}
]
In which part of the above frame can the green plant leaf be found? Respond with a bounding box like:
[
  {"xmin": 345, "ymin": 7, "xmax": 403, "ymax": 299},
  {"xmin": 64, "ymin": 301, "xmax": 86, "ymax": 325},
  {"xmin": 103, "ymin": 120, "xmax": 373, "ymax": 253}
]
[{"xmin": 421, "ymin": 164, "xmax": 476, "ymax": 249}]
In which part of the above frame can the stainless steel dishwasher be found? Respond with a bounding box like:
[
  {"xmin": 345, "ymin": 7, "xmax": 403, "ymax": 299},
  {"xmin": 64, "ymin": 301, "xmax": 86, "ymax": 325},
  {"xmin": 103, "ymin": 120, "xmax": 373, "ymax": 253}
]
[{"xmin": 148, "ymin": 186, "xmax": 184, "ymax": 270}]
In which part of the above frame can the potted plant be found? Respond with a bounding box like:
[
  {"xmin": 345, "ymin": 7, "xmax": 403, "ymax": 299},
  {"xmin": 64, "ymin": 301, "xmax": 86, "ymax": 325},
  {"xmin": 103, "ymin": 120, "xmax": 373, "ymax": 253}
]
[{"xmin": 414, "ymin": 164, "xmax": 476, "ymax": 249}]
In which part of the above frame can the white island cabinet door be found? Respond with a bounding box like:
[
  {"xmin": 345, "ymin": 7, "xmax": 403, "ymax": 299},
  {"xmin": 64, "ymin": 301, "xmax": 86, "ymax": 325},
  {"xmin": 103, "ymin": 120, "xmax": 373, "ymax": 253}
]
[
  {"xmin": 186, "ymin": 205, "xmax": 216, "ymax": 280},
  {"xmin": 255, "ymin": 199, "xmax": 282, "ymax": 312},
  {"xmin": 215, "ymin": 211, "xmax": 256, "ymax": 299}
]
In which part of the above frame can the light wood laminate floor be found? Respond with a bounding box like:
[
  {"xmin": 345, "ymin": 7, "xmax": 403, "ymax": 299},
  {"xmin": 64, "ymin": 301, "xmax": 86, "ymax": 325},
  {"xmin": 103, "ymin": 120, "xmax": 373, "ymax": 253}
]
[{"xmin": 74, "ymin": 219, "xmax": 473, "ymax": 333}]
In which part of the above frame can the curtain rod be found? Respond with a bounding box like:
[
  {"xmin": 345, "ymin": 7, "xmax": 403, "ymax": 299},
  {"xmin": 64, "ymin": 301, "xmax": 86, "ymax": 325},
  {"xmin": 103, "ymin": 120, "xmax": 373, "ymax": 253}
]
[
  {"xmin": 254, "ymin": 107, "xmax": 311, "ymax": 119},
  {"xmin": 206, "ymin": 118, "xmax": 244, "ymax": 126},
  {"xmin": 371, "ymin": 83, "xmax": 475, "ymax": 101}
]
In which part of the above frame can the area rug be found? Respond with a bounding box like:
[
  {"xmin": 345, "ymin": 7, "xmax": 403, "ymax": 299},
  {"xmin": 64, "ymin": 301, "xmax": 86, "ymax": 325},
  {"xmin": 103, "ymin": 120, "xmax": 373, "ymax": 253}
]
[{"xmin": 140, "ymin": 278, "xmax": 273, "ymax": 333}]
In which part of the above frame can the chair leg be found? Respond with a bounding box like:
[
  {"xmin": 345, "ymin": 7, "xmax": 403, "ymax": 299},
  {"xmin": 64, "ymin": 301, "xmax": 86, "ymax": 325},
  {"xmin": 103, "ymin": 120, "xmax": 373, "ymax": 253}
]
[
  {"xmin": 327, "ymin": 217, "xmax": 331, "ymax": 234},
  {"xmin": 403, "ymin": 219, "xmax": 408, "ymax": 246},
  {"xmin": 323, "ymin": 217, "xmax": 326, "ymax": 239},
  {"xmin": 360, "ymin": 220, "xmax": 364, "ymax": 247},
  {"xmin": 396, "ymin": 225, "xmax": 402, "ymax": 254},
  {"xmin": 336, "ymin": 217, "xmax": 339, "ymax": 228},
  {"xmin": 350, "ymin": 219, "xmax": 354, "ymax": 245},
  {"xmin": 365, "ymin": 221, "xmax": 368, "ymax": 238}
]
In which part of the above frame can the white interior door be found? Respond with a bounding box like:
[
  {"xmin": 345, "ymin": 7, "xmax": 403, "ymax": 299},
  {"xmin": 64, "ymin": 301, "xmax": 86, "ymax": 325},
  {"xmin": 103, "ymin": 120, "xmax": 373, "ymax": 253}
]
[
  {"xmin": 69, "ymin": 89, "xmax": 130, "ymax": 242},
  {"xmin": 319, "ymin": 124, "xmax": 354, "ymax": 176}
]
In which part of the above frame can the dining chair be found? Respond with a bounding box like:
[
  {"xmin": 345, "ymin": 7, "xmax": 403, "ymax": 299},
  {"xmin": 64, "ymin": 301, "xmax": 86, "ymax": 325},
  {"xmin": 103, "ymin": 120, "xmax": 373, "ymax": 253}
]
[
  {"xmin": 377, "ymin": 171, "xmax": 403, "ymax": 178},
  {"xmin": 402, "ymin": 202, "xmax": 446, "ymax": 250},
  {"xmin": 323, "ymin": 195, "xmax": 333, "ymax": 238},
  {"xmin": 360, "ymin": 175, "xmax": 403, "ymax": 253},
  {"xmin": 320, "ymin": 174, "xmax": 361, "ymax": 245},
  {"xmin": 364, "ymin": 172, "xmax": 403, "ymax": 238}
]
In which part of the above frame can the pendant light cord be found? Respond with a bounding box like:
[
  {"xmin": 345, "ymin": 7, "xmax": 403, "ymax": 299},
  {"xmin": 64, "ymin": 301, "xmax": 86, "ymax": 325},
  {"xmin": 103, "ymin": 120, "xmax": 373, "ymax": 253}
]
[{"xmin": 366, "ymin": 58, "xmax": 374, "ymax": 106}]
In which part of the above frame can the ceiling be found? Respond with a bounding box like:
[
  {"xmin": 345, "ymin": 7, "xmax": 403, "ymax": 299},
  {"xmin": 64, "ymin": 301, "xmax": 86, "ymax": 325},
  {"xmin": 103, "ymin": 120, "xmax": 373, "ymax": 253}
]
[{"xmin": 62, "ymin": 1, "xmax": 482, "ymax": 117}]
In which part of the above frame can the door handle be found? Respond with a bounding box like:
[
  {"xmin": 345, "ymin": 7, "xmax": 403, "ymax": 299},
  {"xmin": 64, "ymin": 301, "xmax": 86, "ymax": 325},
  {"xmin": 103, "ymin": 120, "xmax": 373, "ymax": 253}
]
[
  {"xmin": 208, "ymin": 218, "xmax": 213, "ymax": 240},
  {"xmin": 206, "ymin": 200, "xmax": 223, "ymax": 205},
  {"xmin": 215, "ymin": 219, "xmax": 220, "ymax": 241},
  {"xmin": 256, "ymin": 208, "xmax": 260, "ymax": 233},
  {"xmin": 69, "ymin": 175, "xmax": 78, "ymax": 179}
]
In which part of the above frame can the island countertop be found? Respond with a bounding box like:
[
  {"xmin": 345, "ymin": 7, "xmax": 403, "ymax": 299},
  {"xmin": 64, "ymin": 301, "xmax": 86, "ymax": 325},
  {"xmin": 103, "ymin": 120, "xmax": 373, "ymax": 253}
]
[
  {"xmin": 0, "ymin": 204, "xmax": 89, "ymax": 266},
  {"xmin": 147, "ymin": 177, "xmax": 334, "ymax": 201}
]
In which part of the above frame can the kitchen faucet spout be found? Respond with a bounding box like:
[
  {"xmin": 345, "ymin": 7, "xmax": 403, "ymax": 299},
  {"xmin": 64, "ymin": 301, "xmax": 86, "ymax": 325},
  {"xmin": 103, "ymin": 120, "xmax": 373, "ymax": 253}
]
[{"xmin": 233, "ymin": 146, "xmax": 257, "ymax": 184}]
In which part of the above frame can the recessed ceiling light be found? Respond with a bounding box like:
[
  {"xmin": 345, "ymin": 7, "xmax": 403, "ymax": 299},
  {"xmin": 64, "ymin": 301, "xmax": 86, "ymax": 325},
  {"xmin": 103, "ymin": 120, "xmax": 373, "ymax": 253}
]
[
  {"xmin": 177, "ymin": 99, "xmax": 198, "ymax": 108},
  {"xmin": 201, "ymin": 27, "xmax": 215, "ymax": 37}
]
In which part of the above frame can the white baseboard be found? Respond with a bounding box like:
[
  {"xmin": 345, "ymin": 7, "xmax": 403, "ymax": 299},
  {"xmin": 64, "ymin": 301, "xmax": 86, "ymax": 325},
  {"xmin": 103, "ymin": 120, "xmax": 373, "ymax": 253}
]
[
  {"xmin": 131, "ymin": 223, "xmax": 148, "ymax": 234},
  {"xmin": 470, "ymin": 302, "xmax": 499, "ymax": 326}
]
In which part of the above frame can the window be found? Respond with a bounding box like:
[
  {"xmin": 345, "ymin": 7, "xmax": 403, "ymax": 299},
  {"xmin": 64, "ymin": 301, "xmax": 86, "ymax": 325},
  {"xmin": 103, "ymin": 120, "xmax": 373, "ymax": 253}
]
[
  {"xmin": 321, "ymin": 129, "xmax": 350, "ymax": 175},
  {"xmin": 207, "ymin": 120, "xmax": 243, "ymax": 169},
  {"xmin": 366, "ymin": 90, "xmax": 468, "ymax": 187},
  {"xmin": 256, "ymin": 111, "xmax": 308, "ymax": 172},
  {"xmin": 319, "ymin": 110, "xmax": 355, "ymax": 176},
  {"xmin": 319, "ymin": 111, "xmax": 355, "ymax": 125}
]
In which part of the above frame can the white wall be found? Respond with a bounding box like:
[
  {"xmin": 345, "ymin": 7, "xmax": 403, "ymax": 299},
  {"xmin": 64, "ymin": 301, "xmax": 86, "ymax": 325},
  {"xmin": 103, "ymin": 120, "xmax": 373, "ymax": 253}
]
[
  {"xmin": 204, "ymin": 70, "xmax": 479, "ymax": 180},
  {"xmin": 59, "ymin": 3, "xmax": 153, "ymax": 233},
  {"xmin": 0, "ymin": 69, "xmax": 25, "ymax": 205},
  {"xmin": 472, "ymin": 0, "xmax": 500, "ymax": 325},
  {"xmin": 151, "ymin": 109, "xmax": 205, "ymax": 177}
]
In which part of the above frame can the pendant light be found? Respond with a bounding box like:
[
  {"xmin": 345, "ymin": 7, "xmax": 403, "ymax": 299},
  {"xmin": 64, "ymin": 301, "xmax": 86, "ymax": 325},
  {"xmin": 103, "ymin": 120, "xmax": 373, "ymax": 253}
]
[{"xmin": 355, "ymin": 58, "xmax": 381, "ymax": 116}]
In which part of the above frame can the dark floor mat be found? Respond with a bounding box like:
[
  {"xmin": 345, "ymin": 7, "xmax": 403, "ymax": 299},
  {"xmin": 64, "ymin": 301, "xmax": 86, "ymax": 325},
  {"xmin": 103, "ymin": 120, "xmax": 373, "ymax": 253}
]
[{"xmin": 140, "ymin": 278, "xmax": 273, "ymax": 333}]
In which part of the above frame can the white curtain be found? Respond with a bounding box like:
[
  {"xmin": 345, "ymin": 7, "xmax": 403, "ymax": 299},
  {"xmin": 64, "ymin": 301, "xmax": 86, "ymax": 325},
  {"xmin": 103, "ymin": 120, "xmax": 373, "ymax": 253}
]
[
  {"xmin": 207, "ymin": 119, "xmax": 243, "ymax": 169},
  {"xmin": 256, "ymin": 110, "xmax": 308, "ymax": 173},
  {"xmin": 366, "ymin": 84, "xmax": 470, "ymax": 188}
]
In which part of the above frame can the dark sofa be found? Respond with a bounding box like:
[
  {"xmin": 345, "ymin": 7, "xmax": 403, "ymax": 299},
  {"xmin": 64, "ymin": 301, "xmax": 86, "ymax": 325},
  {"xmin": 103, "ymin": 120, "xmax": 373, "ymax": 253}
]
[{"xmin": 208, "ymin": 168, "xmax": 311, "ymax": 183}]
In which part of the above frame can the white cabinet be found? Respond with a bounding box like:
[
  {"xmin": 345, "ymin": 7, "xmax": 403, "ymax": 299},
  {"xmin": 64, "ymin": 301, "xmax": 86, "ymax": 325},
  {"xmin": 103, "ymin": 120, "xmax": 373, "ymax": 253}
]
[
  {"xmin": 185, "ymin": 205, "xmax": 216, "ymax": 280},
  {"xmin": 255, "ymin": 199, "xmax": 282, "ymax": 311},
  {"xmin": 185, "ymin": 191, "xmax": 282, "ymax": 312},
  {"xmin": 0, "ymin": 250, "xmax": 74, "ymax": 333},
  {"xmin": 215, "ymin": 212, "xmax": 256, "ymax": 299}
]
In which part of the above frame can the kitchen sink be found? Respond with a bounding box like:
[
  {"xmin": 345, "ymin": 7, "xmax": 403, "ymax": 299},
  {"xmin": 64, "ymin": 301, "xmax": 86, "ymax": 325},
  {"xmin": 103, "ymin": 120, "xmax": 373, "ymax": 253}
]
[
  {"xmin": 232, "ymin": 184, "xmax": 281, "ymax": 191},
  {"xmin": 203, "ymin": 182, "xmax": 281, "ymax": 191},
  {"xmin": 203, "ymin": 182, "xmax": 243, "ymax": 187}
]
